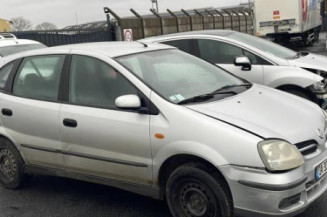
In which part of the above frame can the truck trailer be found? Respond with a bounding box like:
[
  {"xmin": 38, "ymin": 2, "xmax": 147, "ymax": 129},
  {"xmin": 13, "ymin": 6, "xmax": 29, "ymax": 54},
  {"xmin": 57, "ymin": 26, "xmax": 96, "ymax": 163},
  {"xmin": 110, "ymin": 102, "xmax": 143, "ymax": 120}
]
[{"xmin": 254, "ymin": 0, "xmax": 322, "ymax": 45}]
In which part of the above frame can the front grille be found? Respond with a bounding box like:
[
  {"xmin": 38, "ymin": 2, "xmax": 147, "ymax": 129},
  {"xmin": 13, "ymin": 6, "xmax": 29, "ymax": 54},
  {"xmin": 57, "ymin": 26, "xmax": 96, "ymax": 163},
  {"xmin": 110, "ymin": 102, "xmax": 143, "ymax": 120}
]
[{"xmin": 294, "ymin": 140, "xmax": 318, "ymax": 156}]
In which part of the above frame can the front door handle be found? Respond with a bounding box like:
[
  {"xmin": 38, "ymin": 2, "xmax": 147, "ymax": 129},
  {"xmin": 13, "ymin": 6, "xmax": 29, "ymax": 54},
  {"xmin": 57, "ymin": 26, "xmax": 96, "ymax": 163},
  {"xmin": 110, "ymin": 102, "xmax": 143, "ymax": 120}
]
[
  {"xmin": 2, "ymin": 108, "xmax": 13, "ymax": 117},
  {"xmin": 63, "ymin": 119, "xmax": 77, "ymax": 128}
]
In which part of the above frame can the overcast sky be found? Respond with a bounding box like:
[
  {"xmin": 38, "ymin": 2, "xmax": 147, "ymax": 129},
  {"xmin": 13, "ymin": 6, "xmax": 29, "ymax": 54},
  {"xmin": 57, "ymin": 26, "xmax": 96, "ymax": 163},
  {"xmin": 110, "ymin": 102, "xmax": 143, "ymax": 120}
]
[{"xmin": 0, "ymin": 0, "xmax": 246, "ymax": 29}]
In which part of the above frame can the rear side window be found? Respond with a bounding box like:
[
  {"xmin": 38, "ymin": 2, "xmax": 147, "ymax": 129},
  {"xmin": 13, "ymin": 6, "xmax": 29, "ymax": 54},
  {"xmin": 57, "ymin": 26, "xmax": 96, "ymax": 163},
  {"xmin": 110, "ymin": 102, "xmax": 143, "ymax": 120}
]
[
  {"xmin": 162, "ymin": 39, "xmax": 193, "ymax": 54},
  {"xmin": 13, "ymin": 55, "xmax": 65, "ymax": 101},
  {"xmin": 0, "ymin": 62, "xmax": 14, "ymax": 89},
  {"xmin": 69, "ymin": 55, "xmax": 138, "ymax": 109}
]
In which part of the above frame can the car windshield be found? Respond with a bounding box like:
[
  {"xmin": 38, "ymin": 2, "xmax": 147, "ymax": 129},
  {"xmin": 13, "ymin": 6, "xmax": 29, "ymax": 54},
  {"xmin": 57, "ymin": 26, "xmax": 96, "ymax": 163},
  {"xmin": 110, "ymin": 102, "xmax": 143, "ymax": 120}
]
[
  {"xmin": 227, "ymin": 32, "xmax": 297, "ymax": 59},
  {"xmin": 116, "ymin": 49, "xmax": 247, "ymax": 104},
  {"xmin": 0, "ymin": 44, "xmax": 46, "ymax": 57}
]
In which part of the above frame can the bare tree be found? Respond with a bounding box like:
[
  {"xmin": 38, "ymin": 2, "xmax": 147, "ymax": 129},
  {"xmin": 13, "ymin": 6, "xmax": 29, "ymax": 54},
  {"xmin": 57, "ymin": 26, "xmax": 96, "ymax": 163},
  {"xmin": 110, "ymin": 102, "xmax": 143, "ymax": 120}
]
[
  {"xmin": 35, "ymin": 22, "xmax": 58, "ymax": 30},
  {"xmin": 10, "ymin": 17, "xmax": 33, "ymax": 31}
]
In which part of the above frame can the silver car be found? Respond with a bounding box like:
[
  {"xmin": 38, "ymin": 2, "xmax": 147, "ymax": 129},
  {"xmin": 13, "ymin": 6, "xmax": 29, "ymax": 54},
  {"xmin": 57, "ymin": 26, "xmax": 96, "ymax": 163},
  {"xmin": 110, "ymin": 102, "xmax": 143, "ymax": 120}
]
[
  {"xmin": 140, "ymin": 30, "xmax": 327, "ymax": 107},
  {"xmin": 0, "ymin": 42, "xmax": 326, "ymax": 217}
]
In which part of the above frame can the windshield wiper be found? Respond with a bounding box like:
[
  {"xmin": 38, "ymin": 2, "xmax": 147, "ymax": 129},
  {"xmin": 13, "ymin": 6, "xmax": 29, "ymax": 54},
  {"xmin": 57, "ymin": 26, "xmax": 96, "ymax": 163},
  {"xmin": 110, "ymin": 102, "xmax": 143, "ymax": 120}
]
[
  {"xmin": 178, "ymin": 94, "xmax": 214, "ymax": 105},
  {"xmin": 178, "ymin": 83, "xmax": 252, "ymax": 105},
  {"xmin": 291, "ymin": 51, "xmax": 309, "ymax": 59},
  {"xmin": 213, "ymin": 83, "xmax": 252, "ymax": 94},
  {"xmin": 291, "ymin": 52, "xmax": 302, "ymax": 59}
]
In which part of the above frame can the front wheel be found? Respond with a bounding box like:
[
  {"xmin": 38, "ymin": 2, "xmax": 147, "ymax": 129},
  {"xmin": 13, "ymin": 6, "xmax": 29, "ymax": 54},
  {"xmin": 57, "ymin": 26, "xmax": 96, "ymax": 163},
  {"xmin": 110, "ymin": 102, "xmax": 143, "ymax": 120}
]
[
  {"xmin": 283, "ymin": 89, "xmax": 312, "ymax": 101},
  {"xmin": 166, "ymin": 163, "xmax": 233, "ymax": 217},
  {"xmin": 0, "ymin": 138, "xmax": 26, "ymax": 189}
]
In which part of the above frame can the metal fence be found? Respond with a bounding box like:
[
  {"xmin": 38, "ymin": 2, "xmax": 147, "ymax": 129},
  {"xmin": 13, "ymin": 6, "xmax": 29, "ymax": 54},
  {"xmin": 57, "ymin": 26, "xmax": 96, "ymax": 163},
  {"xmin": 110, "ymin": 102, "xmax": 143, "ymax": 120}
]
[
  {"xmin": 2, "ymin": 7, "xmax": 253, "ymax": 46},
  {"xmin": 9, "ymin": 28, "xmax": 115, "ymax": 47},
  {"xmin": 107, "ymin": 7, "xmax": 254, "ymax": 41}
]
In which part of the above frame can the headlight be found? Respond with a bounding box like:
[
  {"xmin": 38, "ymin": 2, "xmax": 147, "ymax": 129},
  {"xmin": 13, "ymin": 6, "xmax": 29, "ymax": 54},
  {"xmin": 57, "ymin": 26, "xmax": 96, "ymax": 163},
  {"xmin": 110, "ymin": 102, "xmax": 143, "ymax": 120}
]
[
  {"xmin": 258, "ymin": 140, "xmax": 304, "ymax": 171},
  {"xmin": 311, "ymin": 81, "xmax": 326, "ymax": 93},
  {"xmin": 322, "ymin": 109, "xmax": 327, "ymax": 120},
  {"xmin": 322, "ymin": 109, "xmax": 327, "ymax": 131},
  {"xmin": 316, "ymin": 70, "xmax": 327, "ymax": 77}
]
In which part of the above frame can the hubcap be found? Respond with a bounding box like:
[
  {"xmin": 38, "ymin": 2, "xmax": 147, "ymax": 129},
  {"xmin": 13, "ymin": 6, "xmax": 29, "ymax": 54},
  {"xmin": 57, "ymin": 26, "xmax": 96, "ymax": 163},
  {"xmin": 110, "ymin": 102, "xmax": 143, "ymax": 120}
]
[
  {"xmin": 0, "ymin": 149, "xmax": 16, "ymax": 180},
  {"xmin": 184, "ymin": 188, "xmax": 207, "ymax": 216},
  {"xmin": 177, "ymin": 182, "xmax": 216, "ymax": 217}
]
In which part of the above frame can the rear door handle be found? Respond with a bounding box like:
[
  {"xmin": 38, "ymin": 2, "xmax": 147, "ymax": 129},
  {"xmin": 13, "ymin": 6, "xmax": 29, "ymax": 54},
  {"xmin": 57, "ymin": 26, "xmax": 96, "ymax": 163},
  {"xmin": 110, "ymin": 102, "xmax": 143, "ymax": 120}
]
[
  {"xmin": 2, "ymin": 108, "xmax": 13, "ymax": 117},
  {"xmin": 63, "ymin": 119, "xmax": 77, "ymax": 128}
]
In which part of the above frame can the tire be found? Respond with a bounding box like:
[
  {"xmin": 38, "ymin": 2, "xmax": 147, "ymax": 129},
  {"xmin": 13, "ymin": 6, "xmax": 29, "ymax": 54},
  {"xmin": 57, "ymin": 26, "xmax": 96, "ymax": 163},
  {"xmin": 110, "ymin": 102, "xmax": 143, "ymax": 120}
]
[
  {"xmin": 166, "ymin": 163, "xmax": 233, "ymax": 217},
  {"xmin": 0, "ymin": 138, "xmax": 26, "ymax": 189},
  {"xmin": 313, "ymin": 28, "xmax": 320, "ymax": 42},
  {"xmin": 283, "ymin": 89, "xmax": 312, "ymax": 101}
]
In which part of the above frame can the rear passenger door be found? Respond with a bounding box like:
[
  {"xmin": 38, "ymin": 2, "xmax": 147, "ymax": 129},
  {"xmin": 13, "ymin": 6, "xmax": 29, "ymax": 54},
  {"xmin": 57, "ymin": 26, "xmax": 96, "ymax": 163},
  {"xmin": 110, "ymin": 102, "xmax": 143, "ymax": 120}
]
[
  {"xmin": 0, "ymin": 55, "xmax": 66, "ymax": 168},
  {"xmin": 59, "ymin": 54, "xmax": 152, "ymax": 185}
]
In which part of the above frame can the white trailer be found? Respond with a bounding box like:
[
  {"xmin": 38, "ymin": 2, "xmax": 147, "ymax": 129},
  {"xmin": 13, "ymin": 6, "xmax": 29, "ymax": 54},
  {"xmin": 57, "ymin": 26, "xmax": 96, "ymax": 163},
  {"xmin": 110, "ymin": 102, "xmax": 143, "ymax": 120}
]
[{"xmin": 254, "ymin": 0, "xmax": 322, "ymax": 44}]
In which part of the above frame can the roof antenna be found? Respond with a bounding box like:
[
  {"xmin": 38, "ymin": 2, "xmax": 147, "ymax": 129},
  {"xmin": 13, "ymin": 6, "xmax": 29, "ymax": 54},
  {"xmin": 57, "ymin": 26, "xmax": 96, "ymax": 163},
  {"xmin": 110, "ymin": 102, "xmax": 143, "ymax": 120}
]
[{"xmin": 138, "ymin": 41, "xmax": 148, "ymax": 48}]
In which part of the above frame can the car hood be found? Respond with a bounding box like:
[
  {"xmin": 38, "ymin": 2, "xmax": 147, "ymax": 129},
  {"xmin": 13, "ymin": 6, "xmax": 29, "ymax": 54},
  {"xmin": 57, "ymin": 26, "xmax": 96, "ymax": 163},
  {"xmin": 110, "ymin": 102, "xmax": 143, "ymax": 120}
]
[
  {"xmin": 187, "ymin": 85, "xmax": 326, "ymax": 144},
  {"xmin": 289, "ymin": 53, "xmax": 327, "ymax": 72}
]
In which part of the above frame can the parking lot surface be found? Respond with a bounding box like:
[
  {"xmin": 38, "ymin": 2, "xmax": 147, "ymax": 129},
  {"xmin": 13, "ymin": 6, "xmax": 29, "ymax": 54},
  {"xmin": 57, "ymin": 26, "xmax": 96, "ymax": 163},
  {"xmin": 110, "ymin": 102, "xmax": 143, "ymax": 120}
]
[
  {"xmin": 0, "ymin": 35, "xmax": 326, "ymax": 217},
  {"xmin": 287, "ymin": 32, "xmax": 327, "ymax": 56}
]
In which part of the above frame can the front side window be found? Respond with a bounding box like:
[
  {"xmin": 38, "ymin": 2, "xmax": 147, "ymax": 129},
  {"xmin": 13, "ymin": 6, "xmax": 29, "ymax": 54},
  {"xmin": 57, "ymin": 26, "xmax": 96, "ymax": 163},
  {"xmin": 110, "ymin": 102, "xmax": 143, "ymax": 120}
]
[
  {"xmin": 13, "ymin": 55, "xmax": 65, "ymax": 101},
  {"xmin": 197, "ymin": 39, "xmax": 270, "ymax": 65},
  {"xmin": 117, "ymin": 49, "xmax": 246, "ymax": 104},
  {"xmin": 69, "ymin": 55, "xmax": 138, "ymax": 108},
  {"xmin": 197, "ymin": 39, "xmax": 243, "ymax": 64}
]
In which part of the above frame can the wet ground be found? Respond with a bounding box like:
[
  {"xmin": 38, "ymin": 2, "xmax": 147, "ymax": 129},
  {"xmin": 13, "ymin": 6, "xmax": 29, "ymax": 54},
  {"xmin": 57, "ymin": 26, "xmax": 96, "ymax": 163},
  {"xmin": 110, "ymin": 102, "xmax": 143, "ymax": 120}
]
[{"xmin": 287, "ymin": 32, "xmax": 327, "ymax": 56}]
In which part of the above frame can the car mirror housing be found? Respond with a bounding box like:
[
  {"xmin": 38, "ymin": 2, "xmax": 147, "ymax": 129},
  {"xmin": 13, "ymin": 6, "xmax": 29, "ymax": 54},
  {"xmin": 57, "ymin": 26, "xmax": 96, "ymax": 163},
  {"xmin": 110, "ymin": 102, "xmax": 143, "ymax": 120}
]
[
  {"xmin": 234, "ymin": 56, "xmax": 252, "ymax": 71},
  {"xmin": 115, "ymin": 94, "xmax": 141, "ymax": 109}
]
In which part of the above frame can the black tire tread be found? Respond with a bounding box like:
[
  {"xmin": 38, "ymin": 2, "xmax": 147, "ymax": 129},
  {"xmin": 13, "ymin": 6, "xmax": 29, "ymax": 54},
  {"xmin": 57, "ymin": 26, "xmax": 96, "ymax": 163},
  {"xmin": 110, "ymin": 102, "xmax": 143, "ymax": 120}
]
[
  {"xmin": 0, "ymin": 137, "xmax": 27, "ymax": 189},
  {"xmin": 283, "ymin": 88, "xmax": 312, "ymax": 101},
  {"xmin": 166, "ymin": 162, "xmax": 233, "ymax": 217}
]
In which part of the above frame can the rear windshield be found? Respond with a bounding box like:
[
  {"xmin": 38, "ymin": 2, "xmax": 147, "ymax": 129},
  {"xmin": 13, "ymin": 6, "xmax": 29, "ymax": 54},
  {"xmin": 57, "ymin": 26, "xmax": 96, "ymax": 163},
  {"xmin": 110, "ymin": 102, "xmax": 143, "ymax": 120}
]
[{"xmin": 0, "ymin": 44, "xmax": 46, "ymax": 57}]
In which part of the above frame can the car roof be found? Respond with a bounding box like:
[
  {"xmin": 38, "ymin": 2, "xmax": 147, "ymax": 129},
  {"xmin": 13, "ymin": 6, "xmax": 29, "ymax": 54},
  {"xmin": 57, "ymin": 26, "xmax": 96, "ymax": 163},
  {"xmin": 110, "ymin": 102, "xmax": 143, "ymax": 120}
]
[
  {"xmin": 20, "ymin": 41, "xmax": 175, "ymax": 58},
  {"xmin": 140, "ymin": 30, "xmax": 235, "ymax": 42},
  {"xmin": 0, "ymin": 39, "xmax": 42, "ymax": 47}
]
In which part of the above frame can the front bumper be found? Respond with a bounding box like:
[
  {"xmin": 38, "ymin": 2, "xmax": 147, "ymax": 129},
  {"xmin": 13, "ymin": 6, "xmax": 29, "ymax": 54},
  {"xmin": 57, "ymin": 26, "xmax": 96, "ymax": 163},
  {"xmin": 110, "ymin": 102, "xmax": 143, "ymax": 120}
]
[{"xmin": 220, "ymin": 144, "xmax": 327, "ymax": 217}]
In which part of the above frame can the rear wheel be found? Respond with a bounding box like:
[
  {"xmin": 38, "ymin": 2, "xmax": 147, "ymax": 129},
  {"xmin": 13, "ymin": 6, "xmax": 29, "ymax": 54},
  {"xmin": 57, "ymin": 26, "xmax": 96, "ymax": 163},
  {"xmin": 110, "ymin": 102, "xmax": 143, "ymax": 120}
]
[
  {"xmin": 166, "ymin": 163, "xmax": 233, "ymax": 217},
  {"xmin": 0, "ymin": 138, "xmax": 26, "ymax": 189}
]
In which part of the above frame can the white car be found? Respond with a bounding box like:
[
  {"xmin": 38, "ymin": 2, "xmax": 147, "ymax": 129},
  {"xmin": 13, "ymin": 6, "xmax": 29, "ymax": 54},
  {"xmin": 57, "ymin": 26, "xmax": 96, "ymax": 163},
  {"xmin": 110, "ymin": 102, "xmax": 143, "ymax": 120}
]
[
  {"xmin": 141, "ymin": 30, "xmax": 327, "ymax": 107},
  {"xmin": 0, "ymin": 42, "xmax": 326, "ymax": 217},
  {"xmin": 0, "ymin": 33, "xmax": 46, "ymax": 58}
]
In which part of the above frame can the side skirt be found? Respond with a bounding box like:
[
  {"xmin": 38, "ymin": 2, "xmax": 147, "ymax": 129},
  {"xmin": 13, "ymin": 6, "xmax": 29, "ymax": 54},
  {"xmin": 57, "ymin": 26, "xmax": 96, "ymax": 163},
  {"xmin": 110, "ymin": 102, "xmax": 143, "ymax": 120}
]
[{"xmin": 25, "ymin": 165, "xmax": 163, "ymax": 200}]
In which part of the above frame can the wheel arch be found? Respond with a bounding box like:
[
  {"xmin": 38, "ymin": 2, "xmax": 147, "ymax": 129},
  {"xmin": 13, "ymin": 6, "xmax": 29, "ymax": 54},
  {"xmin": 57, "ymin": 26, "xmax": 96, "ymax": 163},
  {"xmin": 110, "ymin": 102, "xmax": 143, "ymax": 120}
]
[
  {"xmin": 276, "ymin": 84, "xmax": 316, "ymax": 101},
  {"xmin": 0, "ymin": 133, "xmax": 26, "ymax": 163},
  {"xmin": 157, "ymin": 154, "xmax": 231, "ymax": 196}
]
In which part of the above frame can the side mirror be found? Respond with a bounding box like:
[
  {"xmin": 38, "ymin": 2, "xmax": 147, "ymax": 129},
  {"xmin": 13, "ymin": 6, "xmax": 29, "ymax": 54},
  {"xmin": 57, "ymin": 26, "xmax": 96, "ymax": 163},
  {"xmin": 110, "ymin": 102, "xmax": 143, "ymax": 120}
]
[
  {"xmin": 234, "ymin": 56, "xmax": 252, "ymax": 71},
  {"xmin": 115, "ymin": 94, "xmax": 141, "ymax": 109}
]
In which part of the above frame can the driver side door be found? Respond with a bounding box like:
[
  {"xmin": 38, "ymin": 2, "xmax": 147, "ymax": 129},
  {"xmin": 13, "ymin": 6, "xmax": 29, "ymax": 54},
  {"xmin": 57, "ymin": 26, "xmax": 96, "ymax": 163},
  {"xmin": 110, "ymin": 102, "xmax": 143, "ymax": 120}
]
[{"xmin": 194, "ymin": 39, "xmax": 265, "ymax": 84}]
